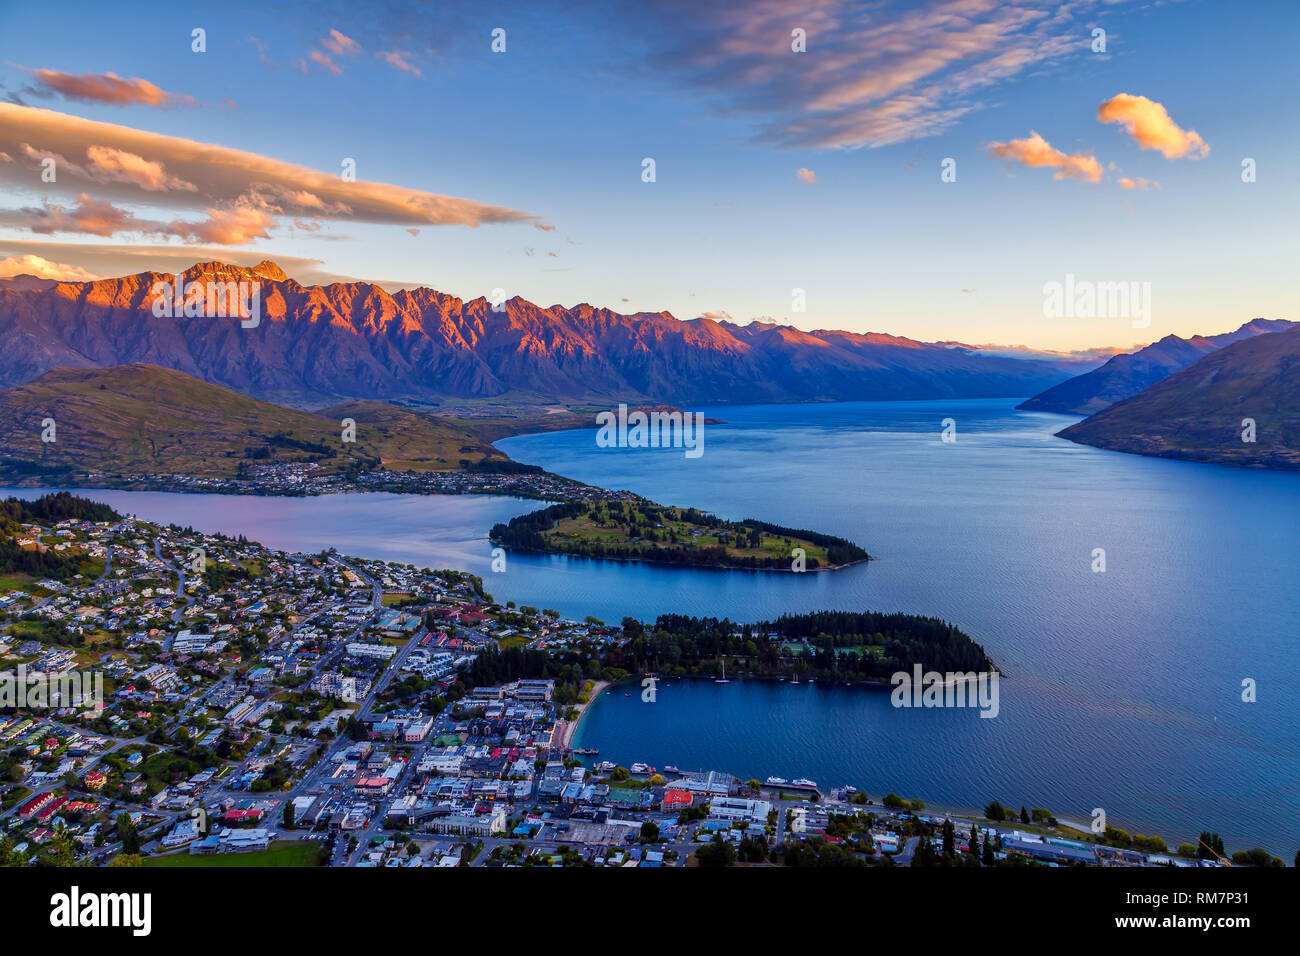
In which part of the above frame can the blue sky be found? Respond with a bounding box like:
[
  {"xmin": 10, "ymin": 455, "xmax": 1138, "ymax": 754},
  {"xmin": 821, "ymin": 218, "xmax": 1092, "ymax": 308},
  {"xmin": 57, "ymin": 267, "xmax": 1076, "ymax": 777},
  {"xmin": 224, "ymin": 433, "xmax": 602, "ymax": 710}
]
[{"xmin": 0, "ymin": 0, "xmax": 1296, "ymax": 350}]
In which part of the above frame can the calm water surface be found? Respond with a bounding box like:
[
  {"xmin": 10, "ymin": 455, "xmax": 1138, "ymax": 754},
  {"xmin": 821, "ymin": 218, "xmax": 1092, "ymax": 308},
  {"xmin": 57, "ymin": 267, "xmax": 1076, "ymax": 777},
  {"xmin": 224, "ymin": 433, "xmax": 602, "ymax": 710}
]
[{"xmin": 11, "ymin": 398, "xmax": 1298, "ymax": 851}]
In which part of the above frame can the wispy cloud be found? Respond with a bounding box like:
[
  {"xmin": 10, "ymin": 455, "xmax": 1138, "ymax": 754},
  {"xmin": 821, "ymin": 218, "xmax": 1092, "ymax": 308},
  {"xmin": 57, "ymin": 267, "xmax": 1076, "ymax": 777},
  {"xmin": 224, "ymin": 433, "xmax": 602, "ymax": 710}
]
[
  {"xmin": 0, "ymin": 103, "xmax": 542, "ymax": 241},
  {"xmin": 321, "ymin": 29, "xmax": 362, "ymax": 58},
  {"xmin": 1098, "ymin": 93, "xmax": 1209, "ymax": 159},
  {"xmin": 984, "ymin": 131, "xmax": 1102, "ymax": 182},
  {"xmin": 609, "ymin": 0, "xmax": 1121, "ymax": 149},
  {"xmin": 376, "ymin": 50, "xmax": 422, "ymax": 77},
  {"xmin": 15, "ymin": 66, "xmax": 200, "ymax": 108},
  {"xmin": 796, "ymin": 167, "xmax": 817, "ymax": 184}
]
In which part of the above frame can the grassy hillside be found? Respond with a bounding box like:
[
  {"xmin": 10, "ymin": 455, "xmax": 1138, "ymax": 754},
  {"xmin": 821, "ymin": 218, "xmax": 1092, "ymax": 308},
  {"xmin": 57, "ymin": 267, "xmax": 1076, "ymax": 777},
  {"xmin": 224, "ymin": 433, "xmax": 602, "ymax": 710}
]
[
  {"xmin": 1058, "ymin": 325, "xmax": 1300, "ymax": 469},
  {"xmin": 0, "ymin": 364, "xmax": 506, "ymax": 483}
]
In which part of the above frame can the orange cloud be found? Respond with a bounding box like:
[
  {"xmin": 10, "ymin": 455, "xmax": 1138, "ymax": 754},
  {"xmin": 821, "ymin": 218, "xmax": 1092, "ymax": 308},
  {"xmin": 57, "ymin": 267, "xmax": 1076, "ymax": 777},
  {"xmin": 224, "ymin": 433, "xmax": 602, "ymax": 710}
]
[
  {"xmin": 0, "ymin": 253, "xmax": 100, "ymax": 281},
  {"xmin": 322, "ymin": 30, "xmax": 361, "ymax": 58},
  {"xmin": 796, "ymin": 167, "xmax": 818, "ymax": 184},
  {"xmin": 6, "ymin": 193, "xmax": 142, "ymax": 237},
  {"xmin": 376, "ymin": 51, "xmax": 422, "ymax": 77},
  {"xmin": 86, "ymin": 145, "xmax": 196, "ymax": 191},
  {"xmin": 170, "ymin": 206, "xmax": 275, "ymax": 245},
  {"xmin": 0, "ymin": 103, "xmax": 539, "ymax": 231},
  {"xmin": 307, "ymin": 51, "xmax": 342, "ymax": 76},
  {"xmin": 18, "ymin": 67, "xmax": 199, "ymax": 108},
  {"xmin": 1118, "ymin": 176, "xmax": 1159, "ymax": 190},
  {"xmin": 984, "ymin": 131, "xmax": 1102, "ymax": 182},
  {"xmin": 1097, "ymin": 93, "xmax": 1208, "ymax": 160}
]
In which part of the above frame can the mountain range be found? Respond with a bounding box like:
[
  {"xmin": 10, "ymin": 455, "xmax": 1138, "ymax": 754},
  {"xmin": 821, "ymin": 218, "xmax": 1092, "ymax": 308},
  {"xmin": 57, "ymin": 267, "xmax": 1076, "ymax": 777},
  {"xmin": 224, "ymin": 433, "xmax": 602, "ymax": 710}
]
[
  {"xmin": 1017, "ymin": 319, "xmax": 1295, "ymax": 415},
  {"xmin": 1058, "ymin": 324, "xmax": 1300, "ymax": 469},
  {"xmin": 0, "ymin": 261, "xmax": 1089, "ymax": 408}
]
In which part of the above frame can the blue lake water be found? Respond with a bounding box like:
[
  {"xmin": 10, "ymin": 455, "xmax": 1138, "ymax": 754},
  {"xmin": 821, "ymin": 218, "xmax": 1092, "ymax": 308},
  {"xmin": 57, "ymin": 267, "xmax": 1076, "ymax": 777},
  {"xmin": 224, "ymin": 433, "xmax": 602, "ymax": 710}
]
[{"xmin": 9, "ymin": 398, "xmax": 1299, "ymax": 853}]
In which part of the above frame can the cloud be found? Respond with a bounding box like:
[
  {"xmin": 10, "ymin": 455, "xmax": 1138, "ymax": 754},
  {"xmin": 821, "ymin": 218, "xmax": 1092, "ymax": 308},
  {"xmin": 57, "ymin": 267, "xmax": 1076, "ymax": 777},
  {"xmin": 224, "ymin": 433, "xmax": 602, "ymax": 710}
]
[
  {"xmin": 376, "ymin": 51, "xmax": 422, "ymax": 77},
  {"xmin": 796, "ymin": 167, "xmax": 817, "ymax": 184},
  {"xmin": 85, "ymin": 145, "xmax": 196, "ymax": 191},
  {"xmin": 169, "ymin": 206, "xmax": 276, "ymax": 245},
  {"xmin": 3, "ymin": 193, "xmax": 143, "ymax": 237},
  {"xmin": 601, "ymin": 0, "xmax": 1117, "ymax": 149},
  {"xmin": 534, "ymin": 222, "xmax": 556, "ymax": 232},
  {"xmin": 307, "ymin": 51, "xmax": 342, "ymax": 76},
  {"xmin": 17, "ymin": 67, "xmax": 199, "ymax": 108},
  {"xmin": 301, "ymin": 30, "xmax": 362, "ymax": 75},
  {"xmin": 322, "ymin": 30, "xmax": 362, "ymax": 58},
  {"xmin": 1097, "ymin": 93, "xmax": 1208, "ymax": 160},
  {"xmin": 1118, "ymin": 176, "xmax": 1159, "ymax": 190},
  {"xmin": 0, "ymin": 253, "xmax": 100, "ymax": 281},
  {"xmin": 0, "ymin": 103, "xmax": 540, "ymax": 235},
  {"xmin": 984, "ymin": 131, "xmax": 1102, "ymax": 182},
  {"xmin": 0, "ymin": 193, "xmax": 277, "ymax": 246}
]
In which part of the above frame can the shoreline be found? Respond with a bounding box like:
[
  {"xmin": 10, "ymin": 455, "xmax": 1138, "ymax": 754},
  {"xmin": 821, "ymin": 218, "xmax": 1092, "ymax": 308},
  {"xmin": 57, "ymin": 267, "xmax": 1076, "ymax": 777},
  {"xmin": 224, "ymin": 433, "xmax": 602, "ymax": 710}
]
[
  {"xmin": 493, "ymin": 544, "xmax": 870, "ymax": 574},
  {"xmin": 557, "ymin": 679, "xmax": 610, "ymax": 750}
]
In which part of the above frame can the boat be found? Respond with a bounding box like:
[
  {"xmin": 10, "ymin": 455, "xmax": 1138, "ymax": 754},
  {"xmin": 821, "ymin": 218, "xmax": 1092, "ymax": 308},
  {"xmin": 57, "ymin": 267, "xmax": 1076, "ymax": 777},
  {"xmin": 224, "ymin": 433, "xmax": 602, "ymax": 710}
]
[
  {"xmin": 664, "ymin": 765, "xmax": 680, "ymax": 774},
  {"xmin": 765, "ymin": 776, "xmax": 789, "ymax": 786},
  {"xmin": 630, "ymin": 762, "xmax": 654, "ymax": 775},
  {"xmin": 715, "ymin": 660, "xmax": 730, "ymax": 683},
  {"xmin": 572, "ymin": 747, "xmax": 598, "ymax": 756},
  {"xmin": 792, "ymin": 778, "xmax": 818, "ymax": 788}
]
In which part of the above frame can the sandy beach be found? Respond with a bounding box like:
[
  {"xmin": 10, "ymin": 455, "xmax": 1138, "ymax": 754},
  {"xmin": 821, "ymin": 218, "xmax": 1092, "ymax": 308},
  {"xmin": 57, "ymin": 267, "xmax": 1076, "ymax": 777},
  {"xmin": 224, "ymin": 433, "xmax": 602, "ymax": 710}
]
[{"xmin": 556, "ymin": 679, "xmax": 610, "ymax": 750}]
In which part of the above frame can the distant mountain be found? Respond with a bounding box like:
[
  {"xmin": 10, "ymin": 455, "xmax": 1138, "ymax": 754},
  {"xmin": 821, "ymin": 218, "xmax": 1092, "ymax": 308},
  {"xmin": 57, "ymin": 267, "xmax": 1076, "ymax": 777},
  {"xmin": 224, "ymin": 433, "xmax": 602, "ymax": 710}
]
[
  {"xmin": 937, "ymin": 341, "xmax": 1123, "ymax": 373},
  {"xmin": 0, "ymin": 274, "xmax": 60, "ymax": 292},
  {"xmin": 0, "ymin": 260, "xmax": 1078, "ymax": 408},
  {"xmin": 1017, "ymin": 319, "xmax": 1294, "ymax": 415},
  {"xmin": 0, "ymin": 364, "xmax": 504, "ymax": 484},
  {"xmin": 1057, "ymin": 325, "xmax": 1300, "ymax": 469}
]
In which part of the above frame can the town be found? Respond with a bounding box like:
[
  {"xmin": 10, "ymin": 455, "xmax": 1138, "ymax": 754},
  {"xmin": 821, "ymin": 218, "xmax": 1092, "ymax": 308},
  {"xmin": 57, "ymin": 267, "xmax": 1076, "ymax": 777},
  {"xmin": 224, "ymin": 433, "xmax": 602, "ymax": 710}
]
[
  {"xmin": 0, "ymin": 496, "xmax": 1261, "ymax": 869},
  {"xmin": 76, "ymin": 461, "xmax": 642, "ymax": 503}
]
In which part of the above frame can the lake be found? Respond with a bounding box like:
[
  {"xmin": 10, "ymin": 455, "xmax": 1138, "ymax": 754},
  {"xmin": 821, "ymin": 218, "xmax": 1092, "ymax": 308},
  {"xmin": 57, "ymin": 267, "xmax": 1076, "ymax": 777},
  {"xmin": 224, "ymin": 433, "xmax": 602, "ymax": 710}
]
[{"xmin": 9, "ymin": 397, "xmax": 1298, "ymax": 853}]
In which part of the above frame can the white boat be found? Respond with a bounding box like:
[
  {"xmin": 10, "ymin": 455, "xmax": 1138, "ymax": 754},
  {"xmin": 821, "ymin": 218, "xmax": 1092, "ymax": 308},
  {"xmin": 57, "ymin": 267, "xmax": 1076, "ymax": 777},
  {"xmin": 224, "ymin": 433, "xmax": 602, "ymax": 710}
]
[
  {"xmin": 765, "ymin": 776, "xmax": 789, "ymax": 786},
  {"xmin": 631, "ymin": 762, "xmax": 653, "ymax": 775},
  {"xmin": 792, "ymin": 778, "xmax": 818, "ymax": 788}
]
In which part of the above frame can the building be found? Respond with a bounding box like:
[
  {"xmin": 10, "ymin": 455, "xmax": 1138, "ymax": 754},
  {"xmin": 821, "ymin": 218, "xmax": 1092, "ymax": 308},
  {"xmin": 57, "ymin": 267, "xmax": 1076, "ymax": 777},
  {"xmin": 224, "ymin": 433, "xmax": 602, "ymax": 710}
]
[
  {"xmin": 707, "ymin": 797, "xmax": 772, "ymax": 825},
  {"xmin": 425, "ymin": 808, "xmax": 506, "ymax": 837}
]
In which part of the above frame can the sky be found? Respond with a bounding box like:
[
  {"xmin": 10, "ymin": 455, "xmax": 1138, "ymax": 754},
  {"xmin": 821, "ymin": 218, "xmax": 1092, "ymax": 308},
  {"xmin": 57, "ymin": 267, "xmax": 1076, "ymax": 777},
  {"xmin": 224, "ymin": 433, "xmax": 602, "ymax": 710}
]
[{"xmin": 0, "ymin": 0, "xmax": 1296, "ymax": 352}]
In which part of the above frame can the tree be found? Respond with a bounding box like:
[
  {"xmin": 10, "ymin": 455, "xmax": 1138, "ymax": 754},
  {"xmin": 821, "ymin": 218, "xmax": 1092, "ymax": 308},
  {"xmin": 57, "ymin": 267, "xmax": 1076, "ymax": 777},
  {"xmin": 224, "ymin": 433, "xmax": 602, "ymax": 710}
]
[
  {"xmin": 984, "ymin": 800, "xmax": 1006, "ymax": 821},
  {"xmin": 610, "ymin": 766, "xmax": 630, "ymax": 782},
  {"xmin": 107, "ymin": 854, "xmax": 142, "ymax": 867},
  {"xmin": 982, "ymin": 837, "xmax": 995, "ymax": 867},
  {"xmin": 967, "ymin": 826, "xmax": 980, "ymax": 861},
  {"xmin": 640, "ymin": 821, "xmax": 660, "ymax": 844},
  {"xmin": 117, "ymin": 812, "xmax": 140, "ymax": 855},
  {"xmin": 282, "ymin": 801, "xmax": 295, "ymax": 829},
  {"xmin": 1197, "ymin": 831, "xmax": 1225, "ymax": 861},
  {"xmin": 1020, "ymin": 806, "xmax": 1030, "ymax": 824},
  {"xmin": 695, "ymin": 834, "xmax": 736, "ymax": 868},
  {"xmin": 941, "ymin": 820, "xmax": 955, "ymax": 858}
]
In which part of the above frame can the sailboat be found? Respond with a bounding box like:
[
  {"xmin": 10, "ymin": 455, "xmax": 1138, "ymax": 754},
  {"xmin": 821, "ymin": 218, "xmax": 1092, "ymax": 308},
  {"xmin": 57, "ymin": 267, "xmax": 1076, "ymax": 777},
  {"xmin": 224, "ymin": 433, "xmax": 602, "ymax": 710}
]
[{"xmin": 715, "ymin": 659, "xmax": 730, "ymax": 683}]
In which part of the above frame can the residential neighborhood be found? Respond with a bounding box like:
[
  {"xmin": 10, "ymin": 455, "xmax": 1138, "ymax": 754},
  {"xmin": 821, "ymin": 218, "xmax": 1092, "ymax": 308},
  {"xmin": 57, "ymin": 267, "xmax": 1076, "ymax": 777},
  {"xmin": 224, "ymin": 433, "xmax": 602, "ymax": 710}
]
[{"xmin": 0, "ymin": 499, "xmax": 1246, "ymax": 869}]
